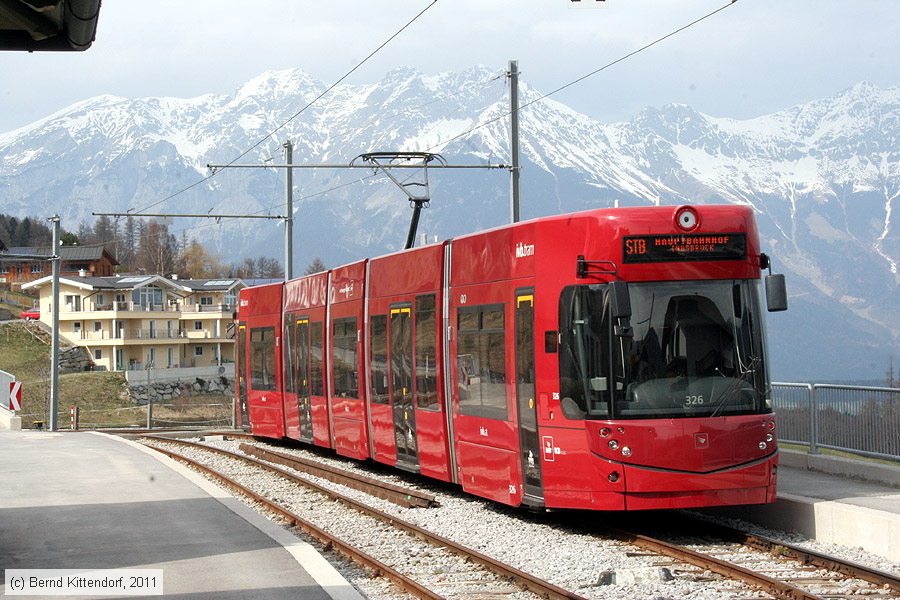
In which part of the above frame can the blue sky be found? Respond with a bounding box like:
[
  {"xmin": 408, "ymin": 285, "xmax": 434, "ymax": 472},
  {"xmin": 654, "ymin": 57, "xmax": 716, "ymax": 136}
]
[{"xmin": 0, "ymin": 0, "xmax": 897, "ymax": 133}]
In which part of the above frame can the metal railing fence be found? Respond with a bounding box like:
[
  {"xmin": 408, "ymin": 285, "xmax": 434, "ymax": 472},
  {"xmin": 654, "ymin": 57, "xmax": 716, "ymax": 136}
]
[{"xmin": 772, "ymin": 382, "xmax": 900, "ymax": 461}]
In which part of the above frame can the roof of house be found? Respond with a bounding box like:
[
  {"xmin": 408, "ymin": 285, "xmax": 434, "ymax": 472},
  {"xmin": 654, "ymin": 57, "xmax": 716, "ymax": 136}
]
[
  {"xmin": 0, "ymin": 244, "xmax": 118, "ymax": 264},
  {"xmin": 177, "ymin": 279, "xmax": 244, "ymax": 292},
  {"xmin": 22, "ymin": 274, "xmax": 245, "ymax": 293}
]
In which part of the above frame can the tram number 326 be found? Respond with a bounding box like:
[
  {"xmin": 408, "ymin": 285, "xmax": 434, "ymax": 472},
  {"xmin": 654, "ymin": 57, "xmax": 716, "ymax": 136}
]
[{"xmin": 684, "ymin": 395, "xmax": 705, "ymax": 405}]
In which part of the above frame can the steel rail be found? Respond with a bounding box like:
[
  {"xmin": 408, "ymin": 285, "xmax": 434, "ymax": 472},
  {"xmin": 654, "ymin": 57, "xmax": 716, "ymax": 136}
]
[
  {"xmin": 147, "ymin": 443, "xmax": 439, "ymax": 599},
  {"xmin": 680, "ymin": 517, "xmax": 900, "ymax": 593},
  {"xmin": 741, "ymin": 533, "xmax": 900, "ymax": 592},
  {"xmin": 600, "ymin": 526, "xmax": 824, "ymax": 600},
  {"xmin": 239, "ymin": 443, "xmax": 438, "ymax": 509},
  {"xmin": 146, "ymin": 436, "xmax": 586, "ymax": 600}
]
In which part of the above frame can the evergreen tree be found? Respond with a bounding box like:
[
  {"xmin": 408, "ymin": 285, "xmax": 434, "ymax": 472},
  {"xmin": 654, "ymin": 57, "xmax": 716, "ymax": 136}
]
[
  {"xmin": 305, "ymin": 257, "xmax": 326, "ymax": 275},
  {"xmin": 14, "ymin": 218, "xmax": 32, "ymax": 247}
]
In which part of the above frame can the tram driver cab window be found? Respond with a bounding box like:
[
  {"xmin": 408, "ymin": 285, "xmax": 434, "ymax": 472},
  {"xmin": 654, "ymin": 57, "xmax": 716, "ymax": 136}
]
[{"xmin": 558, "ymin": 285, "xmax": 611, "ymax": 420}]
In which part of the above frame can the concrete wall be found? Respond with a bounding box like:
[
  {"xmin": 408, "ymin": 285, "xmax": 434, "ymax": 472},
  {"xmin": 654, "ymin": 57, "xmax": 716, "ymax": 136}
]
[
  {"xmin": 0, "ymin": 406, "xmax": 21, "ymax": 430},
  {"xmin": 125, "ymin": 364, "xmax": 234, "ymax": 384}
]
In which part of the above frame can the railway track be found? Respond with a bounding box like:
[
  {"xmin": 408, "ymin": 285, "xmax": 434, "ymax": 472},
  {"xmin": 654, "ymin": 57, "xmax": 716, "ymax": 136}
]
[
  {"xmin": 140, "ymin": 434, "xmax": 899, "ymax": 599},
  {"xmin": 141, "ymin": 435, "xmax": 585, "ymax": 600},
  {"xmin": 682, "ymin": 515, "xmax": 900, "ymax": 593},
  {"xmin": 238, "ymin": 443, "xmax": 439, "ymax": 508},
  {"xmin": 594, "ymin": 523, "xmax": 899, "ymax": 600}
]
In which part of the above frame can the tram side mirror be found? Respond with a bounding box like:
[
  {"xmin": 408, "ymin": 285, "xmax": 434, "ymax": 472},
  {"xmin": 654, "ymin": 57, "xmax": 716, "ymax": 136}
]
[
  {"xmin": 609, "ymin": 281, "xmax": 631, "ymax": 319},
  {"xmin": 765, "ymin": 274, "xmax": 788, "ymax": 312}
]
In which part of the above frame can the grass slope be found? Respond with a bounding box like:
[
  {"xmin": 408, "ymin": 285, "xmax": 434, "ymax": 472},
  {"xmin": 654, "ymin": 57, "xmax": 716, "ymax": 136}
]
[{"xmin": 0, "ymin": 322, "xmax": 231, "ymax": 428}]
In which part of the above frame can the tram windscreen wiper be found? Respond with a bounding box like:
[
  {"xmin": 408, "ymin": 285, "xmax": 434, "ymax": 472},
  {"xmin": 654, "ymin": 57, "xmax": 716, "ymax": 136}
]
[{"xmin": 709, "ymin": 355, "xmax": 760, "ymax": 417}]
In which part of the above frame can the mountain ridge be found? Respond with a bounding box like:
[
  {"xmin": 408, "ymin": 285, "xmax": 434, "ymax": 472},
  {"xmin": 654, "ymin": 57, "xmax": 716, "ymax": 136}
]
[{"xmin": 0, "ymin": 66, "xmax": 897, "ymax": 380}]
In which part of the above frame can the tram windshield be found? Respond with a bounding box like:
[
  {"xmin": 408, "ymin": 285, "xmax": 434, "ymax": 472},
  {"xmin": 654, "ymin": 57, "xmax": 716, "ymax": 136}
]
[{"xmin": 559, "ymin": 280, "xmax": 770, "ymax": 420}]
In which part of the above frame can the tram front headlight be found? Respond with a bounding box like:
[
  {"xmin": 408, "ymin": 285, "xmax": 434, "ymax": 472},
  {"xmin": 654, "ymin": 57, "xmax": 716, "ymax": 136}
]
[
  {"xmin": 608, "ymin": 439, "xmax": 619, "ymax": 451},
  {"xmin": 765, "ymin": 433, "xmax": 774, "ymax": 443},
  {"xmin": 600, "ymin": 427, "xmax": 611, "ymax": 438},
  {"xmin": 759, "ymin": 442, "xmax": 767, "ymax": 450},
  {"xmin": 621, "ymin": 446, "xmax": 632, "ymax": 457}
]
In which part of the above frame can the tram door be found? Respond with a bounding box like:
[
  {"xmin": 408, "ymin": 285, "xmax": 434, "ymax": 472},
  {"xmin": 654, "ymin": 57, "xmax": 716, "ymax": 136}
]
[
  {"xmin": 390, "ymin": 306, "xmax": 418, "ymax": 468},
  {"xmin": 237, "ymin": 323, "xmax": 250, "ymax": 430},
  {"xmin": 515, "ymin": 291, "xmax": 543, "ymax": 502},
  {"xmin": 295, "ymin": 318, "xmax": 314, "ymax": 442}
]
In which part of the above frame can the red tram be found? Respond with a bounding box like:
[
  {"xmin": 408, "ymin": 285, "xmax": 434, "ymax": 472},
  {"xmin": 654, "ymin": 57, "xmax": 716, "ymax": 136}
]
[{"xmin": 235, "ymin": 205, "xmax": 787, "ymax": 510}]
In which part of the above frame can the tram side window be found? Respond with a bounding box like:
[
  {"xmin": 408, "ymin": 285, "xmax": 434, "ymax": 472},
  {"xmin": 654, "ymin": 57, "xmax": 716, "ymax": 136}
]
[
  {"xmin": 250, "ymin": 327, "xmax": 277, "ymax": 391},
  {"xmin": 415, "ymin": 294, "xmax": 438, "ymax": 410},
  {"xmin": 370, "ymin": 315, "xmax": 390, "ymax": 404},
  {"xmin": 333, "ymin": 317, "xmax": 358, "ymax": 398},
  {"xmin": 457, "ymin": 304, "xmax": 508, "ymax": 420},
  {"xmin": 310, "ymin": 322, "xmax": 324, "ymax": 396}
]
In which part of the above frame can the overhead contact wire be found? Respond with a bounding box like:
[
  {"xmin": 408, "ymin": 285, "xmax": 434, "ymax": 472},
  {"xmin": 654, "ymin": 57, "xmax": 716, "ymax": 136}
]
[
  {"xmin": 128, "ymin": 0, "xmax": 439, "ymax": 216},
  {"xmin": 430, "ymin": 0, "xmax": 738, "ymax": 152}
]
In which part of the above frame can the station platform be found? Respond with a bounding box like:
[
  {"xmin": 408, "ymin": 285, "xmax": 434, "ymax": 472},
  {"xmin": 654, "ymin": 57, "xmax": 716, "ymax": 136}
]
[
  {"xmin": 0, "ymin": 430, "xmax": 363, "ymax": 600},
  {"xmin": 703, "ymin": 449, "xmax": 900, "ymax": 564}
]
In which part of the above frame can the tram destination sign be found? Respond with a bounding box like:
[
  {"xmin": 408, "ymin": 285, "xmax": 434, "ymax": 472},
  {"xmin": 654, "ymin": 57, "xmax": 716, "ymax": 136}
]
[{"xmin": 623, "ymin": 233, "xmax": 747, "ymax": 263}]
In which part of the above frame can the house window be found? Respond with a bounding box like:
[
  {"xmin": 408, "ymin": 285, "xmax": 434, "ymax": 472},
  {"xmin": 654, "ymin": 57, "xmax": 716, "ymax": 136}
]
[
  {"xmin": 30, "ymin": 263, "xmax": 43, "ymax": 274},
  {"xmin": 96, "ymin": 294, "xmax": 105, "ymax": 305},
  {"xmin": 73, "ymin": 321, "xmax": 82, "ymax": 334},
  {"xmin": 167, "ymin": 347, "xmax": 174, "ymax": 368},
  {"xmin": 148, "ymin": 347, "xmax": 156, "ymax": 367},
  {"xmin": 194, "ymin": 321, "xmax": 203, "ymax": 331},
  {"xmin": 64, "ymin": 294, "xmax": 82, "ymax": 311},
  {"xmin": 132, "ymin": 285, "xmax": 163, "ymax": 309},
  {"xmin": 115, "ymin": 293, "xmax": 125, "ymax": 303},
  {"xmin": 94, "ymin": 321, "xmax": 102, "ymax": 332},
  {"xmin": 200, "ymin": 296, "xmax": 213, "ymax": 306},
  {"xmin": 94, "ymin": 349, "xmax": 102, "ymax": 360},
  {"xmin": 194, "ymin": 346, "xmax": 203, "ymax": 356}
]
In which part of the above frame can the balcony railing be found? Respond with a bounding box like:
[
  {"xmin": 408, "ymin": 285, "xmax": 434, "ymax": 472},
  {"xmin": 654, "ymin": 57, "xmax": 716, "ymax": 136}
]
[
  {"xmin": 181, "ymin": 303, "xmax": 235, "ymax": 313},
  {"xmin": 60, "ymin": 301, "xmax": 233, "ymax": 314},
  {"xmin": 77, "ymin": 329, "xmax": 187, "ymax": 341}
]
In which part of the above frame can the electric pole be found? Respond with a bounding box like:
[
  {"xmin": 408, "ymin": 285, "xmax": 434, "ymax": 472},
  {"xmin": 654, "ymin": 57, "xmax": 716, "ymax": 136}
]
[
  {"xmin": 508, "ymin": 59, "xmax": 521, "ymax": 223},
  {"xmin": 49, "ymin": 215, "xmax": 60, "ymax": 431},
  {"xmin": 284, "ymin": 140, "xmax": 293, "ymax": 281}
]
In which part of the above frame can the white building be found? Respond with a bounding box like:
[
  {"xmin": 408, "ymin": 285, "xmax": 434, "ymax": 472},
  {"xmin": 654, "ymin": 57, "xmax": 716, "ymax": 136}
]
[{"xmin": 22, "ymin": 274, "xmax": 244, "ymax": 372}]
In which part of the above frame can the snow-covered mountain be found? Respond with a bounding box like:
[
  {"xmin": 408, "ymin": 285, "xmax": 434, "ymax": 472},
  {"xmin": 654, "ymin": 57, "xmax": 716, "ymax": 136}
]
[{"xmin": 0, "ymin": 66, "xmax": 897, "ymax": 381}]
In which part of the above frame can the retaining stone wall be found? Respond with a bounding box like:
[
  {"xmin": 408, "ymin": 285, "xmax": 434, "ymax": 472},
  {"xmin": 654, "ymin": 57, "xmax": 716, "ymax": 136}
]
[
  {"xmin": 59, "ymin": 347, "xmax": 94, "ymax": 374},
  {"xmin": 129, "ymin": 376, "xmax": 234, "ymax": 405}
]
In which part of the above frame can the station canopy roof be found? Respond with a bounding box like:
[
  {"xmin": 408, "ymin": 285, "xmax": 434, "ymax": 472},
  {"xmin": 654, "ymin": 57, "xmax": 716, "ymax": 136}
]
[{"xmin": 0, "ymin": 0, "xmax": 101, "ymax": 52}]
